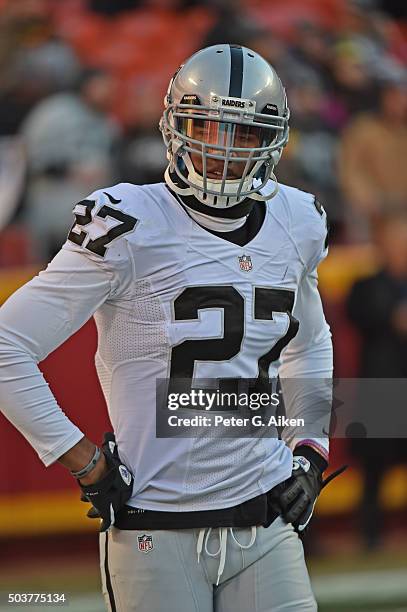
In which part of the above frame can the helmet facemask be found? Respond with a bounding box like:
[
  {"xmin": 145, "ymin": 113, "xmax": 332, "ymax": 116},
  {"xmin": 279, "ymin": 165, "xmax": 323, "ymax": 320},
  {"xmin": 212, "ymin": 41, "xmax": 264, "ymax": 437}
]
[{"xmin": 161, "ymin": 94, "xmax": 289, "ymax": 208}]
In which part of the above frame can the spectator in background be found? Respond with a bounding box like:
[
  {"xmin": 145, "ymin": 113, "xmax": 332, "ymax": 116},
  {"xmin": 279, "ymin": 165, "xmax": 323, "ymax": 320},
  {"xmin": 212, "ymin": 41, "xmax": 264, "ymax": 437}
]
[
  {"xmin": 346, "ymin": 211, "xmax": 407, "ymax": 548},
  {"xmin": 339, "ymin": 72, "xmax": 407, "ymax": 240},
  {"xmin": 0, "ymin": 1, "xmax": 80, "ymax": 135},
  {"xmin": 327, "ymin": 4, "xmax": 403, "ymax": 124},
  {"xmin": 340, "ymin": 3, "xmax": 393, "ymax": 71},
  {"xmin": 285, "ymin": 21, "xmax": 333, "ymax": 92},
  {"xmin": 20, "ymin": 68, "xmax": 120, "ymax": 261},
  {"xmin": 347, "ymin": 211, "xmax": 407, "ymax": 377},
  {"xmin": 202, "ymin": 0, "xmax": 263, "ymax": 48},
  {"xmin": 276, "ymin": 69, "xmax": 341, "ymax": 231},
  {"xmin": 328, "ymin": 40, "xmax": 378, "ymax": 123},
  {"xmin": 118, "ymin": 81, "xmax": 167, "ymax": 185}
]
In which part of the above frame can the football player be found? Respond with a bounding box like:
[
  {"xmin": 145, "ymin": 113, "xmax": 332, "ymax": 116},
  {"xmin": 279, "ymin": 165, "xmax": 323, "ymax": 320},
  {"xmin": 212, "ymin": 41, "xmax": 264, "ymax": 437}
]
[{"xmin": 0, "ymin": 45, "xmax": 333, "ymax": 611}]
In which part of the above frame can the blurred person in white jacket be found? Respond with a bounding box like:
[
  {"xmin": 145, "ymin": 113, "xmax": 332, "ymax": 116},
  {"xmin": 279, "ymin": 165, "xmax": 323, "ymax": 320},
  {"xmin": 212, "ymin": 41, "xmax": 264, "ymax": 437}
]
[{"xmin": 20, "ymin": 68, "xmax": 120, "ymax": 260}]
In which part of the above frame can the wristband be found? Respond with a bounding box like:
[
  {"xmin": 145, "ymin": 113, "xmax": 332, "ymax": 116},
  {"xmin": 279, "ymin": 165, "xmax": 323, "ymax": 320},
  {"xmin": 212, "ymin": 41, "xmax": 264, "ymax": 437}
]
[
  {"xmin": 294, "ymin": 444, "xmax": 328, "ymax": 473},
  {"xmin": 71, "ymin": 446, "xmax": 101, "ymax": 480}
]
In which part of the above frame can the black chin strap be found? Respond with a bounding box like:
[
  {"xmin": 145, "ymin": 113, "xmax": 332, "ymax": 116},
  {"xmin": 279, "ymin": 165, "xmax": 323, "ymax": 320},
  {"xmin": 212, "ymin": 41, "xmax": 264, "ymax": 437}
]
[
  {"xmin": 167, "ymin": 172, "xmax": 256, "ymax": 220},
  {"xmin": 166, "ymin": 176, "xmax": 267, "ymax": 247}
]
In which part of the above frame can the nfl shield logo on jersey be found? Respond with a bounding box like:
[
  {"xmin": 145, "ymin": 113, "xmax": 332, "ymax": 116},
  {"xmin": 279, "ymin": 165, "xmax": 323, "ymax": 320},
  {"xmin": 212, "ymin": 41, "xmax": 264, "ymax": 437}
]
[
  {"xmin": 238, "ymin": 254, "xmax": 253, "ymax": 272},
  {"xmin": 138, "ymin": 534, "xmax": 154, "ymax": 553}
]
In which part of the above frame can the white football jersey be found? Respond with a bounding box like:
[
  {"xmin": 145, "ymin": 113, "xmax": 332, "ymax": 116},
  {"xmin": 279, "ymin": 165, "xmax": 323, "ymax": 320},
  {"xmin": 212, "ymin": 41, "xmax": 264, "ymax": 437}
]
[{"xmin": 0, "ymin": 181, "xmax": 332, "ymax": 511}]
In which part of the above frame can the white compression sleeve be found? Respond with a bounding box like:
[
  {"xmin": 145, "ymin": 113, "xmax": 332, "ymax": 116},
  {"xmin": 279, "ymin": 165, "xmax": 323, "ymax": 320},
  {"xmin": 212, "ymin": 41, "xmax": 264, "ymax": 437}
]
[
  {"xmin": 0, "ymin": 249, "xmax": 113, "ymax": 465},
  {"xmin": 278, "ymin": 269, "xmax": 333, "ymax": 460}
]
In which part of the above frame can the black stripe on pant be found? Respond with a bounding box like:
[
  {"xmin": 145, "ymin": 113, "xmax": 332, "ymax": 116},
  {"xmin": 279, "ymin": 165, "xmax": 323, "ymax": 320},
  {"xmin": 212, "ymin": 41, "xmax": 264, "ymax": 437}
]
[{"xmin": 104, "ymin": 532, "xmax": 117, "ymax": 612}]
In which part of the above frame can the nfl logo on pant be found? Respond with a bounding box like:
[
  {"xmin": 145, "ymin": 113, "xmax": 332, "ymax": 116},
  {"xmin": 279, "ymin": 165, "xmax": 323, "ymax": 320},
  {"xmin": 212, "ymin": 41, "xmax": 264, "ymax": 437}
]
[
  {"xmin": 238, "ymin": 254, "xmax": 253, "ymax": 272},
  {"xmin": 138, "ymin": 534, "xmax": 154, "ymax": 553}
]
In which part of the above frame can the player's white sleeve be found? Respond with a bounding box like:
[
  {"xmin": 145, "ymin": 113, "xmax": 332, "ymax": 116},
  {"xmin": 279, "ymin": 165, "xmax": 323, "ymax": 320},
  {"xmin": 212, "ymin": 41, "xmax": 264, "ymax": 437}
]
[
  {"xmin": 0, "ymin": 248, "xmax": 114, "ymax": 466},
  {"xmin": 278, "ymin": 216, "xmax": 332, "ymax": 463}
]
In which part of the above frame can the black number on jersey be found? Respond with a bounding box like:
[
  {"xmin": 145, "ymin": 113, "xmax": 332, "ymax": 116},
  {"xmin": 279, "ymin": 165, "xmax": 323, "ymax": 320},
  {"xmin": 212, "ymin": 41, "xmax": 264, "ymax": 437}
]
[
  {"xmin": 67, "ymin": 200, "xmax": 95, "ymax": 247},
  {"xmin": 170, "ymin": 285, "xmax": 298, "ymax": 394},
  {"xmin": 68, "ymin": 201, "xmax": 137, "ymax": 257},
  {"xmin": 253, "ymin": 287, "xmax": 299, "ymax": 392},
  {"xmin": 171, "ymin": 286, "xmax": 244, "ymax": 380}
]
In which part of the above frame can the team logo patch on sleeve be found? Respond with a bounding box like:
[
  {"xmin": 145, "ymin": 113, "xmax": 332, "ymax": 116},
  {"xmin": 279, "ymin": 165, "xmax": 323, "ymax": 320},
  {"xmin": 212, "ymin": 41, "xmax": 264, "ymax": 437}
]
[
  {"xmin": 138, "ymin": 534, "xmax": 154, "ymax": 553},
  {"xmin": 293, "ymin": 456, "xmax": 311, "ymax": 473},
  {"xmin": 238, "ymin": 254, "xmax": 253, "ymax": 272},
  {"xmin": 119, "ymin": 464, "xmax": 132, "ymax": 486}
]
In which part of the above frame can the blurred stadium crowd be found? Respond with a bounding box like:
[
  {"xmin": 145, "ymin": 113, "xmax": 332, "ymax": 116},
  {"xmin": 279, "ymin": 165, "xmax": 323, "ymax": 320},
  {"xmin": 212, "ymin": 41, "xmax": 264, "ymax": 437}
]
[
  {"xmin": 0, "ymin": 0, "xmax": 406, "ymax": 554},
  {"xmin": 0, "ymin": 0, "xmax": 405, "ymax": 261}
]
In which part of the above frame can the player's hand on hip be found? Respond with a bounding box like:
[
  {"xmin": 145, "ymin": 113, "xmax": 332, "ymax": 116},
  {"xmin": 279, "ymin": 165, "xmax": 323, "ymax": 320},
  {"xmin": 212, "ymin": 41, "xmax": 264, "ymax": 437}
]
[
  {"xmin": 78, "ymin": 432, "xmax": 134, "ymax": 531},
  {"xmin": 268, "ymin": 446, "xmax": 326, "ymax": 534}
]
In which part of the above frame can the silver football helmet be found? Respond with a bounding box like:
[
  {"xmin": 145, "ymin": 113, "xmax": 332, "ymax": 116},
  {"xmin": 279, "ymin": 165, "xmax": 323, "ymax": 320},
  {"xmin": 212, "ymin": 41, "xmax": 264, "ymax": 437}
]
[{"xmin": 160, "ymin": 44, "xmax": 289, "ymax": 210}]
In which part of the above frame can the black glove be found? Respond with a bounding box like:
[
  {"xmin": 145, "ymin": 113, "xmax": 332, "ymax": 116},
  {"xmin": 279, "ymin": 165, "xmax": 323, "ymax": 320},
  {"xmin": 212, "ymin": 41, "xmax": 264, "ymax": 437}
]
[
  {"xmin": 79, "ymin": 432, "xmax": 134, "ymax": 531},
  {"xmin": 268, "ymin": 446, "xmax": 346, "ymax": 534}
]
